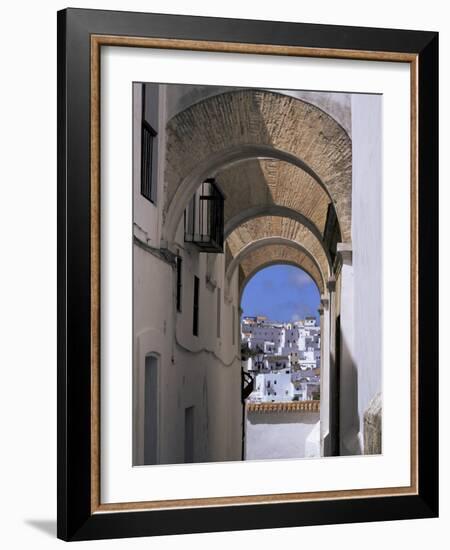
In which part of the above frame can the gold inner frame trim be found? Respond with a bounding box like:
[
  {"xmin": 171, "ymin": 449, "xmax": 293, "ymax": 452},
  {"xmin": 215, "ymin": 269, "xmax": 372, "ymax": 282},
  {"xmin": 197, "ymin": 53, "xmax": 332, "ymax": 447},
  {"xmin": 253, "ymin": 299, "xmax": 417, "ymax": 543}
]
[{"xmin": 90, "ymin": 34, "xmax": 419, "ymax": 514}]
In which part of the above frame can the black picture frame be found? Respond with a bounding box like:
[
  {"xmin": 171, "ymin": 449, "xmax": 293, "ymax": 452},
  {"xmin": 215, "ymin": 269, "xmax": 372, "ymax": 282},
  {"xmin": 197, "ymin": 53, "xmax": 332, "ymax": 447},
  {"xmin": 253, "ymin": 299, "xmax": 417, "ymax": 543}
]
[{"xmin": 57, "ymin": 7, "xmax": 438, "ymax": 541}]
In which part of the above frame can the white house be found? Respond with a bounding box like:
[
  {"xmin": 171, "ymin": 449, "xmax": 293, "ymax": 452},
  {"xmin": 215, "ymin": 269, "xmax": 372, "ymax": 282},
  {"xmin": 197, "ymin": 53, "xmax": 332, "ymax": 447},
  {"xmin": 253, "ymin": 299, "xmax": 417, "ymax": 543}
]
[
  {"xmin": 253, "ymin": 372, "xmax": 295, "ymax": 402},
  {"xmin": 244, "ymin": 317, "xmax": 321, "ymax": 406}
]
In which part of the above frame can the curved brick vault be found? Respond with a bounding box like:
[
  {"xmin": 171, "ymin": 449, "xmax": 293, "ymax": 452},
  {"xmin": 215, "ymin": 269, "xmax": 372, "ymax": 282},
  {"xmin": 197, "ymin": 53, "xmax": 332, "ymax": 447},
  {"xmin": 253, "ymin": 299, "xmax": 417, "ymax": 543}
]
[
  {"xmin": 219, "ymin": 158, "xmax": 330, "ymax": 237},
  {"xmin": 164, "ymin": 88, "xmax": 352, "ymax": 243},
  {"xmin": 226, "ymin": 216, "xmax": 330, "ymax": 283},
  {"xmin": 238, "ymin": 243, "xmax": 325, "ymax": 296}
]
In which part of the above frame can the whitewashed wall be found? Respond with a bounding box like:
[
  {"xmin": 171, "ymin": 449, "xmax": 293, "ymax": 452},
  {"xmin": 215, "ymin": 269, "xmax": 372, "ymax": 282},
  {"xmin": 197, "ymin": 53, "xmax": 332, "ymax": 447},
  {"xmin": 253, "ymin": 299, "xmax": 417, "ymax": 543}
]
[
  {"xmin": 133, "ymin": 84, "xmax": 242, "ymax": 466},
  {"xmin": 350, "ymin": 94, "xmax": 383, "ymax": 450},
  {"xmin": 245, "ymin": 411, "xmax": 320, "ymax": 460},
  {"xmin": 132, "ymin": 83, "xmax": 168, "ymax": 246}
]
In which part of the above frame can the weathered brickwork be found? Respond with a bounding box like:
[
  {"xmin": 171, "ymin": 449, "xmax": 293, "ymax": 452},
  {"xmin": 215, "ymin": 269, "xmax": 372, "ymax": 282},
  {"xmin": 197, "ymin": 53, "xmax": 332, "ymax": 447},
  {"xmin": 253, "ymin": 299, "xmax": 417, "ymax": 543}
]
[
  {"xmin": 165, "ymin": 89, "xmax": 352, "ymax": 241},
  {"xmin": 219, "ymin": 159, "xmax": 330, "ymax": 234},
  {"xmin": 238, "ymin": 244, "xmax": 324, "ymax": 295},
  {"xmin": 226, "ymin": 215, "xmax": 329, "ymax": 282}
]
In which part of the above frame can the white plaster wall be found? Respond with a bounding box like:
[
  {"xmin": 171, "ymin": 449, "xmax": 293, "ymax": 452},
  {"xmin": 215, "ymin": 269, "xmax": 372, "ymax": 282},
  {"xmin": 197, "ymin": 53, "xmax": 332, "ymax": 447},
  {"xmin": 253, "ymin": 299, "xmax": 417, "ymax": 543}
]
[
  {"xmin": 133, "ymin": 84, "xmax": 243, "ymax": 466},
  {"xmin": 132, "ymin": 83, "xmax": 168, "ymax": 246},
  {"xmin": 351, "ymin": 94, "xmax": 383, "ymax": 447},
  {"xmin": 133, "ymin": 235, "xmax": 243, "ymax": 465},
  {"xmin": 173, "ymin": 224, "xmax": 240, "ymax": 365},
  {"xmin": 245, "ymin": 411, "xmax": 320, "ymax": 460},
  {"xmin": 133, "ymin": 245, "xmax": 174, "ymax": 464},
  {"xmin": 254, "ymin": 372, "xmax": 294, "ymax": 401}
]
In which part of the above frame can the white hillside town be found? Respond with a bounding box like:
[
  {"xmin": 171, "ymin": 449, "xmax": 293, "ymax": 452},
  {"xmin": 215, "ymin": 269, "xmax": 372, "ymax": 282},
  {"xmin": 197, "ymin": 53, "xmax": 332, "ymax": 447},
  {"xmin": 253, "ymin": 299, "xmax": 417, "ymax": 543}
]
[{"xmin": 241, "ymin": 315, "xmax": 321, "ymax": 403}]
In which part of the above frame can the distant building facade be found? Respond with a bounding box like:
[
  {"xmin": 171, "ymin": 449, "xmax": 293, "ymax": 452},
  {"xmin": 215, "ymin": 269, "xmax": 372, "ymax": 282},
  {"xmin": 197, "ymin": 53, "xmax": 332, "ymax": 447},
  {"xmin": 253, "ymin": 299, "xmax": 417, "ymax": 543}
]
[{"xmin": 242, "ymin": 316, "xmax": 321, "ymax": 403}]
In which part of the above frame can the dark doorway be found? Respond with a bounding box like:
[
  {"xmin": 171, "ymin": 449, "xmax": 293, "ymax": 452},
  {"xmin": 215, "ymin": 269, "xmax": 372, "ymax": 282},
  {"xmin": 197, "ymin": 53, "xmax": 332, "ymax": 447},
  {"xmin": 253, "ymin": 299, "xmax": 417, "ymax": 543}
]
[
  {"xmin": 144, "ymin": 354, "xmax": 158, "ymax": 464},
  {"xmin": 184, "ymin": 406, "xmax": 194, "ymax": 463}
]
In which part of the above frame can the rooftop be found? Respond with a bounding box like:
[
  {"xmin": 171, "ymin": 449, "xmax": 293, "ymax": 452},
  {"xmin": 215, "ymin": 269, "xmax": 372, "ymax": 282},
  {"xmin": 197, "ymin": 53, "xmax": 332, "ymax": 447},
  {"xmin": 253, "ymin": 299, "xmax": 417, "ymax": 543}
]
[{"xmin": 246, "ymin": 400, "xmax": 320, "ymax": 413}]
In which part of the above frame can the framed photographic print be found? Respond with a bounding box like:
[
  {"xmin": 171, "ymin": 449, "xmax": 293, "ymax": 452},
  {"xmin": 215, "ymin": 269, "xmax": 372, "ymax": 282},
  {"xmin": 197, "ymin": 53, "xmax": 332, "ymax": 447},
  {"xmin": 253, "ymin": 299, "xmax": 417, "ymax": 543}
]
[{"xmin": 57, "ymin": 8, "xmax": 438, "ymax": 541}]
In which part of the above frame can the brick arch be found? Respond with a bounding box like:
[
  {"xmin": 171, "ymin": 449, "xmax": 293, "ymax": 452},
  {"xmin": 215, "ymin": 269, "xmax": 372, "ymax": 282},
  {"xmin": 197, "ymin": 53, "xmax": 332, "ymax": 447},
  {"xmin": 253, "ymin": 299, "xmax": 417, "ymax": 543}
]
[
  {"xmin": 238, "ymin": 244, "xmax": 325, "ymax": 296},
  {"xmin": 228, "ymin": 236, "xmax": 326, "ymax": 293},
  {"xmin": 163, "ymin": 89, "xmax": 351, "ymax": 243},
  {"xmin": 226, "ymin": 216, "xmax": 330, "ymax": 281},
  {"xmin": 224, "ymin": 203, "xmax": 325, "ymax": 254},
  {"xmin": 220, "ymin": 158, "xmax": 330, "ymax": 237}
]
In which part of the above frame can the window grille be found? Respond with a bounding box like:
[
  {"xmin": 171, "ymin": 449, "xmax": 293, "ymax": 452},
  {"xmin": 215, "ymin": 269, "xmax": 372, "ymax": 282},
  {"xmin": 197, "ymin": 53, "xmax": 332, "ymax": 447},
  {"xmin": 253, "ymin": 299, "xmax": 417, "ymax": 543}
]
[
  {"xmin": 216, "ymin": 287, "xmax": 221, "ymax": 338},
  {"xmin": 176, "ymin": 257, "xmax": 182, "ymax": 312},
  {"xmin": 323, "ymin": 202, "xmax": 341, "ymax": 264},
  {"xmin": 141, "ymin": 120, "xmax": 157, "ymax": 202},
  {"xmin": 193, "ymin": 276, "xmax": 199, "ymax": 336},
  {"xmin": 184, "ymin": 178, "xmax": 224, "ymax": 253}
]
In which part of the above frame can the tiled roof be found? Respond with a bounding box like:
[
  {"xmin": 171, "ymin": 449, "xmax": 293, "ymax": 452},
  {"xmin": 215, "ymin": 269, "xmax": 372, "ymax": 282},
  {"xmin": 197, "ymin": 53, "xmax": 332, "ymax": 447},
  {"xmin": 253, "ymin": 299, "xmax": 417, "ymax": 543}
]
[{"xmin": 246, "ymin": 400, "xmax": 320, "ymax": 413}]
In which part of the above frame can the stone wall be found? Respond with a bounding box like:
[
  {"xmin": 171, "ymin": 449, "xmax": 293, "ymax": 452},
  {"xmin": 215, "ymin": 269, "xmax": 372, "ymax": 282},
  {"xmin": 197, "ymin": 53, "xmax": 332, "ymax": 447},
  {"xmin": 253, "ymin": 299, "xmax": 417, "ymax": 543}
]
[{"xmin": 363, "ymin": 393, "xmax": 382, "ymax": 455}]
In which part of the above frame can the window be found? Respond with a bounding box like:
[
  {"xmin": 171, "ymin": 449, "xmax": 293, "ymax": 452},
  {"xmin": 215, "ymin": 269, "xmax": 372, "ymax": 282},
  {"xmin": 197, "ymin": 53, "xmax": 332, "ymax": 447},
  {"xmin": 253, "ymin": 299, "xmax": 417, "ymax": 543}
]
[
  {"xmin": 140, "ymin": 85, "xmax": 159, "ymax": 203},
  {"xmin": 176, "ymin": 256, "xmax": 182, "ymax": 312},
  {"xmin": 184, "ymin": 406, "xmax": 194, "ymax": 463},
  {"xmin": 324, "ymin": 202, "xmax": 342, "ymax": 263},
  {"xmin": 184, "ymin": 179, "xmax": 224, "ymax": 253},
  {"xmin": 144, "ymin": 354, "xmax": 158, "ymax": 465},
  {"xmin": 141, "ymin": 121, "xmax": 157, "ymax": 202},
  {"xmin": 193, "ymin": 276, "xmax": 199, "ymax": 336},
  {"xmin": 216, "ymin": 287, "xmax": 221, "ymax": 338},
  {"xmin": 232, "ymin": 305, "xmax": 236, "ymax": 346}
]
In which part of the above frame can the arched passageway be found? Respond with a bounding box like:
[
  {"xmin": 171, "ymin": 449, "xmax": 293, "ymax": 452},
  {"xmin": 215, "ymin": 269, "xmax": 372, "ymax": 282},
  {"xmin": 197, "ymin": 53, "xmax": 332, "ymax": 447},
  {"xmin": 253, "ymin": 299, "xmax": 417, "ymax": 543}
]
[
  {"xmin": 132, "ymin": 81, "xmax": 382, "ymax": 467},
  {"xmin": 163, "ymin": 89, "xmax": 352, "ymax": 245}
]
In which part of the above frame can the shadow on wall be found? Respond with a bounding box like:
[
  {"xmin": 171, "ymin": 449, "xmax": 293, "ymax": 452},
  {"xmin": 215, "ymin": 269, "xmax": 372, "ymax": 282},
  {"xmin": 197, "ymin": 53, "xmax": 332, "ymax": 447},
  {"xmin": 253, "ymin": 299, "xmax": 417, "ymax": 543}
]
[
  {"xmin": 338, "ymin": 333, "xmax": 382, "ymax": 456},
  {"xmin": 331, "ymin": 328, "xmax": 360, "ymax": 456}
]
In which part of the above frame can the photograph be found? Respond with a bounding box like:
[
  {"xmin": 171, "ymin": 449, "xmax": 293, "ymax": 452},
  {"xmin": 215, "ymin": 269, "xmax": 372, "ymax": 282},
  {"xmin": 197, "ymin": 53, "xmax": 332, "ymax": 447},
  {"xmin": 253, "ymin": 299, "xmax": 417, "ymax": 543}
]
[
  {"xmin": 0, "ymin": 0, "xmax": 442, "ymax": 547},
  {"xmin": 132, "ymin": 83, "xmax": 382, "ymax": 466},
  {"xmin": 54, "ymin": 6, "xmax": 438, "ymax": 540}
]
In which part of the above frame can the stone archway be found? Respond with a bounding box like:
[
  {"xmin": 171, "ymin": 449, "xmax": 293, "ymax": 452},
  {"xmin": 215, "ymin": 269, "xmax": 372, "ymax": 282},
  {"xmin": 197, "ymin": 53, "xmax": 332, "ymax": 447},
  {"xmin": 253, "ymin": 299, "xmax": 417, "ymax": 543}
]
[
  {"xmin": 160, "ymin": 86, "xmax": 354, "ymax": 461},
  {"xmin": 226, "ymin": 236, "xmax": 326, "ymax": 290},
  {"xmin": 221, "ymin": 159, "xmax": 330, "ymax": 239},
  {"xmin": 163, "ymin": 89, "xmax": 352, "ymax": 244},
  {"xmin": 225, "ymin": 215, "xmax": 331, "ymax": 285},
  {"xmin": 236, "ymin": 242, "xmax": 326, "ymax": 296},
  {"xmin": 224, "ymin": 204, "xmax": 324, "ymax": 245}
]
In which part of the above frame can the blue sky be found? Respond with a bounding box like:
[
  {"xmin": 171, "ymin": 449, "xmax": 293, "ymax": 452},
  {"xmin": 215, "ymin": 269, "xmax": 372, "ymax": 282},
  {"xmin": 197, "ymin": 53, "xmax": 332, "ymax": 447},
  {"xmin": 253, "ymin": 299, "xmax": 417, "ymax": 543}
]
[{"xmin": 241, "ymin": 264, "xmax": 320, "ymax": 323}]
